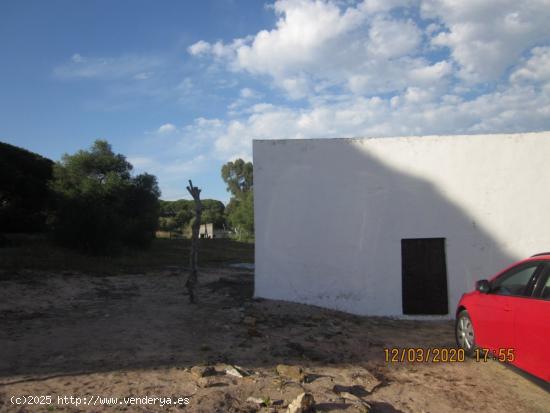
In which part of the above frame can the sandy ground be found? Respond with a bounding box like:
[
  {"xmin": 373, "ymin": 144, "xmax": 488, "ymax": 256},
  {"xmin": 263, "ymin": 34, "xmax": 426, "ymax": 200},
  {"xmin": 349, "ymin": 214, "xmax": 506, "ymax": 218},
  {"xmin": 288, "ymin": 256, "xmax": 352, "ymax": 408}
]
[{"xmin": 0, "ymin": 267, "xmax": 548, "ymax": 412}]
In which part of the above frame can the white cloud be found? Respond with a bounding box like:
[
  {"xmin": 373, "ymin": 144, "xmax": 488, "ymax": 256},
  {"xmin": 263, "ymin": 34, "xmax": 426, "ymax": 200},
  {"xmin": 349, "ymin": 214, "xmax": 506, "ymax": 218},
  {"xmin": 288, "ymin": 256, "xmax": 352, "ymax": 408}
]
[
  {"xmin": 157, "ymin": 123, "xmax": 177, "ymax": 134},
  {"xmin": 408, "ymin": 61, "xmax": 453, "ymax": 84},
  {"xmin": 367, "ymin": 17, "xmax": 422, "ymax": 59},
  {"xmin": 188, "ymin": 40, "xmax": 211, "ymax": 55},
  {"xmin": 422, "ymin": 0, "xmax": 550, "ymax": 82},
  {"xmin": 360, "ymin": 0, "xmax": 415, "ymax": 15},
  {"xmin": 71, "ymin": 53, "xmax": 84, "ymax": 63},
  {"xmin": 188, "ymin": 0, "xmax": 438, "ymax": 97},
  {"xmin": 182, "ymin": 46, "xmax": 550, "ymax": 160},
  {"xmin": 127, "ymin": 156, "xmax": 154, "ymax": 169},
  {"xmin": 182, "ymin": 117, "xmax": 225, "ymax": 141},
  {"xmin": 240, "ymin": 87, "xmax": 257, "ymax": 98},
  {"xmin": 227, "ymin": 88, "xmax": 264, "ymax": 114},
  {"xmin": 235, "ymin": 0, "xmax": 367, "ymax": 75},
  {"xmin": 54, "ymin": 53, "xmax": 162, "ymax": 79},
  {"xmin": 189, "ymin": 0, "xmax": 550, "ymax": 96},
  {"xmin": 510, "ymin": 46, "xmax": 550, "ymax": 84}
]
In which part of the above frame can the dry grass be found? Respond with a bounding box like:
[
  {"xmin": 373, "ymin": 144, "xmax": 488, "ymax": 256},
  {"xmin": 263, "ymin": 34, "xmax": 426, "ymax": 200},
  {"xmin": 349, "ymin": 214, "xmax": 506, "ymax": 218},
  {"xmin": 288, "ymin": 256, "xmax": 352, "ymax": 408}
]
[{"xmin": 0, "ymin": 235, "xmax": 254, "ymax": 275}]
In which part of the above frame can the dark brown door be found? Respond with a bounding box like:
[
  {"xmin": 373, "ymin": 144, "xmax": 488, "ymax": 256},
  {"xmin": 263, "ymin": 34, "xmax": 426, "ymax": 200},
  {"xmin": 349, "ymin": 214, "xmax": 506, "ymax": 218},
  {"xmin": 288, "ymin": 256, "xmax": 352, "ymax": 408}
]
[{"xmin": 401, "ymin": 238, "xmax": 448, "ymax": 315}]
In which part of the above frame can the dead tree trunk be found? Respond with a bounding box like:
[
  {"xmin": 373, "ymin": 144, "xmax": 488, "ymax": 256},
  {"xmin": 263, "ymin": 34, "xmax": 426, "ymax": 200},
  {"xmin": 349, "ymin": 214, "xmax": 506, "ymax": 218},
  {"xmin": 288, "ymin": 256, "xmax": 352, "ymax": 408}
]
[{"xmin": 186, "ymin": 180, "xmax": 202, "ymax": 303}]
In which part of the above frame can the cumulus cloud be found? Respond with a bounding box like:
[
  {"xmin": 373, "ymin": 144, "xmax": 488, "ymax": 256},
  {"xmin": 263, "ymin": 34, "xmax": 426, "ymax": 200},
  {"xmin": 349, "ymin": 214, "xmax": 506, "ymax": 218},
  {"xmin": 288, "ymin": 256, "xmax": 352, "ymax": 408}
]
[
  {"xmin": 180, "ymin": 36, "xmax": 550, "ymax": 160},
  {"xmin": 189, "ymin": 0, "xmax": 550, "ymax": 94},
  {"xmin": 157, "ymin": 123, "xmax": 177, "ymax": 134},
  {"xmin": 188, "ymin": 40, "xmax": 211, "ymax": 56},
  {"xmin": 422, "ymin": 0, "xmax": 550, "ymax": 82},
  {"xmin": 192, "ymin": 77, "xmax": 550, "ymax": 161},
  {"xmin": 366, "ymin": 17, "xmax": 422, "ymax": 59},
  {"xmin": 176, "ymin": 0, "xmax": 550, "ymax": 169},
  {"xmin": 509, "ymin": 47, "xmax": 550, "ymax": 84},
  {"xmin": 188, "ymin": 0, "xmax": 446, "ymax": 97}
]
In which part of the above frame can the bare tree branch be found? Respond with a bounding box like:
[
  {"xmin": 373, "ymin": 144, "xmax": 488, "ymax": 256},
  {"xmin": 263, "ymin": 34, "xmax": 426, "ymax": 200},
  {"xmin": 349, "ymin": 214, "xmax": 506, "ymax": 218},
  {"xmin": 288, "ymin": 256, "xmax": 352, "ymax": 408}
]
[{"xmin": 185, "ymin": 180, "xmax": 202, "ymax": 303}]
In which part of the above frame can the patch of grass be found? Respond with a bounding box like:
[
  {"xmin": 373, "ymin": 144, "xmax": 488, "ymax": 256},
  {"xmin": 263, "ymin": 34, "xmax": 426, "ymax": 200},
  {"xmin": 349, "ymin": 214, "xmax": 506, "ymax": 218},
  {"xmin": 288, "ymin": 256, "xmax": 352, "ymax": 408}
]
[{"xmin": 0, "ymin": 236, "xmax": 254, "ymax": 274}]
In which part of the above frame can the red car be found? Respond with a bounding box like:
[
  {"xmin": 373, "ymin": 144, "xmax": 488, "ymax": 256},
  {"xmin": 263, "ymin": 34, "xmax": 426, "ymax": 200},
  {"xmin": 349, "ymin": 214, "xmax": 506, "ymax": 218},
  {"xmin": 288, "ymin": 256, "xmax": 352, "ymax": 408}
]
[{"xmin": 456, "ymin": 253, "xmax": 550, "ymax": 382}]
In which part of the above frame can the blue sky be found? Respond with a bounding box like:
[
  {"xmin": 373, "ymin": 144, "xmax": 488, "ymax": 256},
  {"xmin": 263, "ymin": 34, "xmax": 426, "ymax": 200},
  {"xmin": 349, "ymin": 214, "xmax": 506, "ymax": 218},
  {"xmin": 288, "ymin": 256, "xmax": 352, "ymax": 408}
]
[{"xmin": 1, "ymin": 0, "xmax": 549, "ymax": 203}]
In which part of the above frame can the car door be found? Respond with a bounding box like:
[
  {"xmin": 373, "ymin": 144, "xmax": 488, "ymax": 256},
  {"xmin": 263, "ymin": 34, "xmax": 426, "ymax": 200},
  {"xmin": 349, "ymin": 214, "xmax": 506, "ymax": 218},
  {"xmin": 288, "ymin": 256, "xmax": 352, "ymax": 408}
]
[
  {"xmin": 474, "ymin": 262, "xmax": 542, "ymax": 352},
  {"xmin": 513, "ymin": 263, "xmax": 550, "ymax": 381}
]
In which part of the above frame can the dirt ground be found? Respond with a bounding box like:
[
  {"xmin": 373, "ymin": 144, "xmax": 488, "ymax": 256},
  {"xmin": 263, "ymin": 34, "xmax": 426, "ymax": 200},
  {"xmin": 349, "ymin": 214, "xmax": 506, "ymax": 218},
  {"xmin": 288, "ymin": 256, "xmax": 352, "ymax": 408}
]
[{"xmin": 0, "ymin": 266, "xmax": 548, "ymax": 412}]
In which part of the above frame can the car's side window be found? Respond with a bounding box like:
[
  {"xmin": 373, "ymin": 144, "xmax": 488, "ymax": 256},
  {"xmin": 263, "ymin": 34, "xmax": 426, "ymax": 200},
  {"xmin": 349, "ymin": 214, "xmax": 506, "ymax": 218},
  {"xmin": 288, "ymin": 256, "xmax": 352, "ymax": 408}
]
[
  {"xmin": 491, "ymin": 264, "xmax": 539, "ymax": 297},
  {"xmin": 541, "ymin": 275, "xmax": 550, "ymax": 300}
]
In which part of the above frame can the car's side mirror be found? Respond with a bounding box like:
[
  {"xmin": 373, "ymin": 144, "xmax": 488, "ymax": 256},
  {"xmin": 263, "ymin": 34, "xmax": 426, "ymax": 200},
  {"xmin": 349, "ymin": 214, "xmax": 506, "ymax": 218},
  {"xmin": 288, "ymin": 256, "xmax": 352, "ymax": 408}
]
[{"xmin": 476, "ymin": 279, "xmax": 491, "ymax": 294}]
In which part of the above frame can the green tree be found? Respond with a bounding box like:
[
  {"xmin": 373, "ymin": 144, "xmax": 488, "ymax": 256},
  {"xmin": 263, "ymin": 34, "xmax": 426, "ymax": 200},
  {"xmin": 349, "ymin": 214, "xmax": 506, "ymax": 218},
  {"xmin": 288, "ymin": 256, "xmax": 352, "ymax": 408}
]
[
  {"xmin": 119, "ymin": 172, "xmax": 160, "ymax": 246},
  {"xmin": 0, "ymin": 142, "xmax": 54, "ymax": 232},
  {"xmin": 201, "ymin": 199, "xmax": 226, "ymax": 228},
  {"xmin": 158, "ymin": 199, "xmax": 225, "ymax": 232},
  {"xmin": 221, "ymin": 159, "xmax": 253, "ymax": 197},
  {"xmin": 174, "ymin": 207, "xmax": 194, "ymax": 229},
  {"xmin": 221, "ymin": 159, "xmax": 253, "ymax": 241},
  {"xmin": 225, "ymin": 191, "xmax": 253, "ymax": 240},
  {"xmin": 158, "ymin": 216, "xmax": 177, "ymax": 231},
  {"xmin": 50, "ymin": 140, "xmax": 160, "ymax": 253}
]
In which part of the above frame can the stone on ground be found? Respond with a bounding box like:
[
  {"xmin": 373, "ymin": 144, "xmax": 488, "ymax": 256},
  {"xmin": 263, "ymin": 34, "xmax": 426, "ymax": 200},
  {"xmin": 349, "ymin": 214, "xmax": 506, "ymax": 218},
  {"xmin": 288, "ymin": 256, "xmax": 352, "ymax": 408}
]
[
  {"xmin": 276, "ymin": 364, "xmax": 305, "ymax": 382},
  {"xmin": 286, "ymin": 392, "xmax": 315, "ymax": 413}
]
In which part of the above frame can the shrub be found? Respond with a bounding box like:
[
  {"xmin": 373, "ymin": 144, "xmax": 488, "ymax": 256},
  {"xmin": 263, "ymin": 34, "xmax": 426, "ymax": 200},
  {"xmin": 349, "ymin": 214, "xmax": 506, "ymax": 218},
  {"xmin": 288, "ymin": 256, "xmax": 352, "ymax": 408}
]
[{"xmin": 50, "ymin": 140, "xmax": 160, "ymax": 254}]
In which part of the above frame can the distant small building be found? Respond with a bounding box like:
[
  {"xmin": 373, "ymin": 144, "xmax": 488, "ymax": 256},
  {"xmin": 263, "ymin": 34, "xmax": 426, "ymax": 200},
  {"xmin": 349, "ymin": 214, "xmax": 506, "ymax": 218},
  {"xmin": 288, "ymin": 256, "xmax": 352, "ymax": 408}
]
[{"xmin": 199, "ymin": 223, "xmax": 231, "ymax": 239}]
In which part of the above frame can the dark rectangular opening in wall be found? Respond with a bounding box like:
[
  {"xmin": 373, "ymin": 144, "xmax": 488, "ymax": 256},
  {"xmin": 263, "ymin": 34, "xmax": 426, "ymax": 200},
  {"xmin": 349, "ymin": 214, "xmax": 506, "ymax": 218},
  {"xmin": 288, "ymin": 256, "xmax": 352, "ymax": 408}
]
[{"xmin": 401, "ymin": 238, "xmax": 448, "ymax": 315}]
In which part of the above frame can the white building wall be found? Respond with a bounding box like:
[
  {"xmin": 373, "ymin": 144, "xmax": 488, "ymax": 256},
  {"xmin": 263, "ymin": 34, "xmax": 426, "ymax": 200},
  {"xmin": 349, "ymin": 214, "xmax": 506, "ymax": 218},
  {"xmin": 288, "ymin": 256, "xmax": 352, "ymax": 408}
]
[{"xmin": 253, "ymin": 132, "xmax": 550, "ymax": 317}]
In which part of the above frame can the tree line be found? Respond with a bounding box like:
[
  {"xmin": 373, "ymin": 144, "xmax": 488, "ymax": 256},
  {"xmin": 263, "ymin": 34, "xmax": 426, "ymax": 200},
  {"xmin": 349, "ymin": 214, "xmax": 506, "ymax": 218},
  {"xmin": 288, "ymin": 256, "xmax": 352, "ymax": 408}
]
[
  {"xmin": 157, "ymin": 158, "xmax": 254, "ymax": 242},
  {"xmin": 0, "ymin": 139, "xmax": 255, "ymax": 252},
  {"xmin": 158, "ymin": 199, "xmax": 226, "ymax": 233}
]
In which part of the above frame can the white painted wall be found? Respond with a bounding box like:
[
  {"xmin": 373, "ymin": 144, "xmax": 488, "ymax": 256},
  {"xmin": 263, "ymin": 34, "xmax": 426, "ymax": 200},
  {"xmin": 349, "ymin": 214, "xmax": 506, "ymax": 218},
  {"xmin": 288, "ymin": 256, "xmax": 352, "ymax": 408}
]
[{"xmin": 253, "ymin": 132, "xmax": 550, "ymax": 317}]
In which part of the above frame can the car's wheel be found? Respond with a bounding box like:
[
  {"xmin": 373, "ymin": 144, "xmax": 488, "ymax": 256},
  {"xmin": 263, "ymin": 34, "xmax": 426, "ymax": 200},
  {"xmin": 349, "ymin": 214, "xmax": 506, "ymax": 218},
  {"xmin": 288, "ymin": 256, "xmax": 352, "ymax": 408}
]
[{"xmin": 456, "ymin": 310, "xmax": 476, "ymax": 357}]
